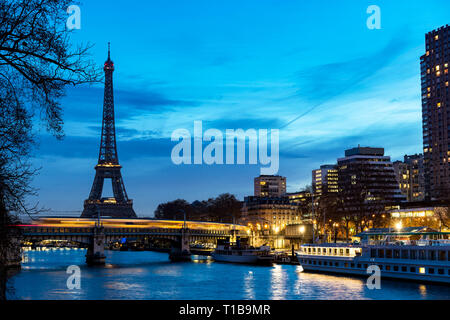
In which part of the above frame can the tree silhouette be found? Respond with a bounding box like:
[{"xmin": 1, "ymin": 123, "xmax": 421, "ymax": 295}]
[{"xmin": 0, "ymin": 0, "xmax": 99, "ymax": 300}]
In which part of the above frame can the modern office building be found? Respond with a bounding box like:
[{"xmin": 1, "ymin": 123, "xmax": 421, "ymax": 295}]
[
  {"xmin": 312, "ymin": 164, "xmax": 338, "ymax": 197},
  {"xmin": 337, "ymin": 146, "xmax": 405, "ymax": 215},
  {"xmin": 254, "ymin": 175, "xmax": 286, "ymax": 197},
  {"xmin": 420, "ymin": 25, "xmax": 450, "ymax": 200},
  {"xmin": 393, "ymin": 154, "xmax": 425, "ymax": 202}
]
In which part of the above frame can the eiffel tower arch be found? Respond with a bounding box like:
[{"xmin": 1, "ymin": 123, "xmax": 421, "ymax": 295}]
[{"xmin": 81, "ymin": 44, "xmax": 136, "ymax": 218}]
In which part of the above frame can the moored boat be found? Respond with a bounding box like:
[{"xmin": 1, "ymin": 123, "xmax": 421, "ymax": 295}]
[
  {"xmin": 212, "ymin": 238, "xmax": 273, "ymax": 265},
  {"xmin": 296, "ymin": 227, "xmax": 450, "ymax": 284}
]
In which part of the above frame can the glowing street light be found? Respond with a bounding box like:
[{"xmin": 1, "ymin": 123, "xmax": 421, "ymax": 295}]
[{"xmin": 395, "ymin": 222, "xmax": 403, "ymax": 231}]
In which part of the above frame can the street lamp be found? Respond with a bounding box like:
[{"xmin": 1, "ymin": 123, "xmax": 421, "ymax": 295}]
[{"xmin": 333, "ymin": 222, "xmax": 339, "ymax": 243}]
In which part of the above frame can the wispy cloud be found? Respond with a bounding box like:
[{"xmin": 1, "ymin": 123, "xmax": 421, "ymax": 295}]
[{"xmin": 281, "ymin": 31, "xmax": 412, "ymax": 129}]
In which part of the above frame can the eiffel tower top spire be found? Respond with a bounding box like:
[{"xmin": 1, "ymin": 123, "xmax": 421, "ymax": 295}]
[{"xmin": 104, "ymin": 42, "xmax": 114, "ymax": 70}]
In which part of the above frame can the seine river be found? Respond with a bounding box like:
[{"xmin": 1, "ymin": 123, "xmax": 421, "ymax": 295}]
[{"xmin": 7, "ymin": 248, "xmax": 450, "ymax": 300}]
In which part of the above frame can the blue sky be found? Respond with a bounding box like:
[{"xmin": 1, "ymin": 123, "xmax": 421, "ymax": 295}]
[{"xmin": 32, "ymin": 0, "xmax": 450, "ymax": 216}]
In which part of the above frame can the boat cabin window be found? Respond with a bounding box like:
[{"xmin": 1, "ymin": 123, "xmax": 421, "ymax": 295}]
[
  {"xmin": 438, "ymin": 251, "xmax": 446, "ymax": 261},
  {"xmin": 410, "ymin": 250, "xmax": 417, "ymax": 260},
  {"xmin": 334, "ymin": 249, "xmax": 338, "ymax": 255},
  {"xmin": 378, "ymin": 249, "xmax": 384, "ymax": 258},
  {"xmin": 394, "ymin": 250, "xmax": 400, "ymax": 259},
  {"xmin": 339, "ymin": 249, "xmax": 344, "ymax": 255},
  {"xmin": 419, "ymin": 250, "xmax": 426, "ymax": 260},
  {"xmin": 370, "ymin": 249, "xmax": 376, "ymax": 258},
  {"xmin": 401, "ymin": 250, "xmax": 408, "ymax": 259},
  {"xmin": 386, "ymin": 249, "xmax": 392, "ymax": 259},
  {"xmin": 410, "ymin": 267, "xmax": 416, "ymax": 273},
  {"xmin": 428, "ymin": 251, "xmax": 436, "ymax": 260}
]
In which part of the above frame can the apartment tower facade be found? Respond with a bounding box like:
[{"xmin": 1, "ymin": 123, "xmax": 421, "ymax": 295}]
[{"xmin": 421, "ymin": 25, "xmax": 450, "ymax": 200}]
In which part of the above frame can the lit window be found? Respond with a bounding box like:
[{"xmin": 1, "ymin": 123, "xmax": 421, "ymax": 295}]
[
  {"xmin": 435, "ymin": 35, "xmax": 439, "ymax": 40},
  {"xmin": 419, "ymin": 267, "xmax": 426, "ymax": 274},
  {"xmin": 436, "ymin": 65, "xmax": 440, "ymax": 71},
  {"xmin": 437, "ymin": 102, "xmax": 441, "ymax": 108}
]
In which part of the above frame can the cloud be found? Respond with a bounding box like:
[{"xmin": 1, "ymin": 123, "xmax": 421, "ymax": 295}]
[
  {"xmin": 36, "ymin": 135, "xmax": 174, "ymax": 160},
  {"xmin": 61, "ymin": 84, "xmax": 195, "ymax": 123},
  {"xmin": 281, "ymin": 31, "xmax": 412, "ymax": 129}
]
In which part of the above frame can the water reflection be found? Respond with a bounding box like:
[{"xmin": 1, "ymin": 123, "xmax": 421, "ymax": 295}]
[
  {"xmin": 8, "ymin": 249, "xmax": 450, "ymax": 300},
  {"xmin": 244, "ymin": 271, "xmax": 255, "ymax": 300},
  {"xmin": 270, "ymin": 264, "xmax": 288, "ymax": 300}
]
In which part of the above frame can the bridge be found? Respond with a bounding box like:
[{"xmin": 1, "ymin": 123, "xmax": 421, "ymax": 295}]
[{"xmin": 17, "ymin": 217, "xmax": 249, "ymax": 265}]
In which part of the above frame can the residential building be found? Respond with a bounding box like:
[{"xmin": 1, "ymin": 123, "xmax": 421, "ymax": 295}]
[
  {"xmin": 254, "ymin": 175, "xmax": 286, "ymax": 197},
  {"xmin": 312, "ymin": 164, "xmax": 338, "ymax": 197},
  {"xmin": 420, "ymin": 25, "xmax": 450, "ymax": 200},
  {"xmin": 393, "ymin": 154, "xmax": 425, "ymax": 202}
]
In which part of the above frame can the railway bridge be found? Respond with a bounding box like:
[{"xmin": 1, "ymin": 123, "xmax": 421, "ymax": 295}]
[{"xmin": 17, "ymin": 217, "xmax": 249, "ymax": 265}]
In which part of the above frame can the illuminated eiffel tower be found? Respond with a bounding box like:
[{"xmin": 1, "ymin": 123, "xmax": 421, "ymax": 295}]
[{"xmin": 81, "ymin": 44, "xmax": 136, "ymax": 218}]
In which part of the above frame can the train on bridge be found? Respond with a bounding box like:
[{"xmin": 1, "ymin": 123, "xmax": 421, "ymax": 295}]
[{"xmin": 16, "ymin": 217, "xmax": 250, "ymax": 265}]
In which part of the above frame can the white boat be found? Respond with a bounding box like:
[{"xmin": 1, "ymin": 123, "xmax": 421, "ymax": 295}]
[
  {"xmin": 296, "ymin": 228, "xmax": 450, "ymax": 284},
  {"xmin": 212, "ymin": 239, "xmax": 272, "ymax": 265}
]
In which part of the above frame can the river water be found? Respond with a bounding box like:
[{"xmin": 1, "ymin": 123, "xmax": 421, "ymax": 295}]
[{"xmin": 7, "ymin": 248, "xmax": 450, "ymax": 300}]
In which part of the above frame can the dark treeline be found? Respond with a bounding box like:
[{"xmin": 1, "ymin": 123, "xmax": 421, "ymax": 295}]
[{"xmin": 154, "ymin": 193, "xmax": 242, "ymax": 223}]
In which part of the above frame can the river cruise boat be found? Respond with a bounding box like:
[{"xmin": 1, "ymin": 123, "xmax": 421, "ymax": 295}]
[
  {"xmin": 296, "ymin": 227, "xmax": 450, "ymax": 284},
  {"xmin": 212, "ymin": 238, "xmax": 273, "ymax": 265}
]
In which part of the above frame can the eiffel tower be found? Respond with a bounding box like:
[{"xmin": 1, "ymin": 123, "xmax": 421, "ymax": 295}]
[{"xmin": 81, "ymin": 44, "xmax": 136, "ymax": 218}]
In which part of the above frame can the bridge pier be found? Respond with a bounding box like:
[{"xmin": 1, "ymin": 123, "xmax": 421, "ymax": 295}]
[
  {"xmin": 86, "ymin": 226, "xmax": 106, "ymax": 266},
  {"xmin": 169, "ymin": 228, "xmax": 191, "ymax": 262}
]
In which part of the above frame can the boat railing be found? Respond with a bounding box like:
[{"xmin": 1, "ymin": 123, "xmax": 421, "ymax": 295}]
[{"xmin": 364, "ymin": 239, "xmax": 450, "ymax": 247}]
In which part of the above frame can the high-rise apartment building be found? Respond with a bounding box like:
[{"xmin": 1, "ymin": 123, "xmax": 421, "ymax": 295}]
[
  {"xmin": 254, "ymin": 175, "xmax": 286, "ymax": 197},
  {"xmin": 393, "ymin": 154, "xmax": 425, "ymax": 202},
  {"xmin": 312, "ymin": 165, "xmax": 338, "ymax": 197},
  {"xmin": 337, "ymin": 147, "xmax": 405, "ymax": 214},
  {"xmin": 420, "ymin": 25, "xmax": 450, "ymax": 200}
]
